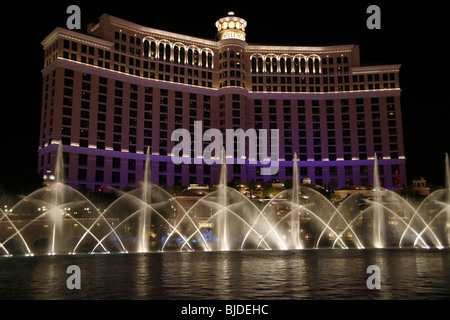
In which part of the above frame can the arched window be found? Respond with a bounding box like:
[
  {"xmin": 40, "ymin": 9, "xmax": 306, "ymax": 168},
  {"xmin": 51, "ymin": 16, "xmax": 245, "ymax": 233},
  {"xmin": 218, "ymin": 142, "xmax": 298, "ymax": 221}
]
[
  {"xmin": 257, "ymin": 57, "xmax": 263, "ymax": 72},
  {"xmin": 300, "ymin": 58, "xmax": 306, "ymax": 74},
  {"xmin": 159, "ymin": 43, "xmax": 165, "ymax": 60},
  {"xmin": 266, "ymin": 57, "xmax": 271, "ymax": 73},
  {"xmin": 180, "ymin": 47, "xmax": 185, "ymax": 63},
  {"xmin": 188, "ymin": 49, "xmax": 193, "ymax": 65},
  {"xmin": 308, "ymin": 58, "xmax": 314, "ymax": 73},
  {"xmin": 294, "ymin": 58, "xmax": 300, "ymax": 73},
  {"xmin": 150, "ymin": 42, "xmax": 156, "ymax": 59},
  {"xmin": 251, "ymin": 57, "xmax": 257, "ymax": 72},
  {"xmin": 144, "ymin": 41, "xmax": 149, "ymax": 57},
  {"xmin": 174, "ymin": 46, "xmax": 179, "ymax": 63},
  {"xmin": 193, "ymin": 50, "xmax": 199, "ymax": 66},
  {"xmin": 272, "ymin": 58, "xmax": 278, "ymax": 73},
  {"xmin": 207, "ymin": 53, "xmax": 213, "ymax": 68},
  {"xmin": 286, "ymin": 58, "xmax": 292, "ymax": 74},
  {"xmin": 314, "ymin": 59, "xmax": 320, "ymax": 73},
  {"xmin": 202, "ymin": 51, "xmax": 207, "ymax": 67},
  {"xmin": 165, "ymin": 45, "xmax": 171, "ymax": 62},
  {"xmin": 280, "ymin": 58, "xmax": 285, "ymax": 73}
]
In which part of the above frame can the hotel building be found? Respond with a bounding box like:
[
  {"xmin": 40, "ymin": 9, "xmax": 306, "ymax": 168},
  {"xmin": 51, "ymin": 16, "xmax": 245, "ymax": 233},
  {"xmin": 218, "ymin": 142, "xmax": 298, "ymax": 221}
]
[{"xmin": 39, "ymin": 12, "xmax": 406, "ymax": 191}]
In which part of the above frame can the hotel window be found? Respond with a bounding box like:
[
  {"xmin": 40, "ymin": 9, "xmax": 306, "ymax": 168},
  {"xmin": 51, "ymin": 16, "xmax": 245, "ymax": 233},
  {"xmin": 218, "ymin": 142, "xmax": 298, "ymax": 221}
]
[
  {"xmin": 96, "ymin": 156, "xmax": 105, "ymax": 168},
  {"xmin": 330, "ymin": 166, "xmax": 338, "ymax": 176},
  {"xmin": 128, "ymin": 173, "xmax": 135, "ymax": 184},
  {"xmin": 95, "ymin": 170, "xmax": 104, "ymax": 183},
  {"xmin": 78, "ymin": 169, "xmax": 87, "ymax": 181},
  {"xmin": 111, "ymin": 172, "xmax": 120, "ymax": 184},
  {"xmin": 78, "ymin": 154, "xmax": 88, "ymax": 166},
  {"xmin": 344, "ymin": 166, "xmax": 353, "ymax": 176},
  {"xmin": 315, "ymin": 167, "xmax": 322, "ymax": 177}
]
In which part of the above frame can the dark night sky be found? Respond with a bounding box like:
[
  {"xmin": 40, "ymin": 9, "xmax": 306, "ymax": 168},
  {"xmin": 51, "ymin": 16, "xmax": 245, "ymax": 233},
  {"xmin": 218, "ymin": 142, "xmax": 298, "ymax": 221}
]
[{"xmin": 0, "ymin": 0, "xmax": 448, "ymax": 190}]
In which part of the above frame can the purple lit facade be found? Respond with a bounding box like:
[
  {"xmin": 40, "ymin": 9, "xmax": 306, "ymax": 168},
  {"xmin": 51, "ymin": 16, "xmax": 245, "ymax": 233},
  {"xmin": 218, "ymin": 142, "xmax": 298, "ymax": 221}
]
[{"xmin": 38, "ymin": 13, "xmax": 406, "ymax": 191}]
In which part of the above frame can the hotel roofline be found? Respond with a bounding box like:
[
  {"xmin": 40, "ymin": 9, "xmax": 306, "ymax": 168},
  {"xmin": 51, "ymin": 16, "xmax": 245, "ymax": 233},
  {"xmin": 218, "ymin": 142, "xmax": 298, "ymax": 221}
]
[{"xmin": 43, "ymin": 14, "xmax": 365, "ymax": 58}]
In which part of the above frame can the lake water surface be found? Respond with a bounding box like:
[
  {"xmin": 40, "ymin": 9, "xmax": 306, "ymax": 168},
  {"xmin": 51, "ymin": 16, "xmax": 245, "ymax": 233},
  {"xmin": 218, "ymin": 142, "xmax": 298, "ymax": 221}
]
[{"xmin": 1, "ymin": 249, "xmax": 449, "ymax": 300}]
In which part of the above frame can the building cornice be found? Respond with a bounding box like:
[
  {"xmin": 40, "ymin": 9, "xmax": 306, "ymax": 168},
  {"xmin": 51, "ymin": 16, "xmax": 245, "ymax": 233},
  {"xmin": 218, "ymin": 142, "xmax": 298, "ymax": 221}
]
[
  {"xmin": 351, "ymin": 64, "xmax": 402, "ymax": 74},
  {"xmin": 246, "ymin": 44, "xmax": 356, "ymax": 55},
  {"xmin": 41, "ymin": 27, "xmax": 114, "ymax": 49}
]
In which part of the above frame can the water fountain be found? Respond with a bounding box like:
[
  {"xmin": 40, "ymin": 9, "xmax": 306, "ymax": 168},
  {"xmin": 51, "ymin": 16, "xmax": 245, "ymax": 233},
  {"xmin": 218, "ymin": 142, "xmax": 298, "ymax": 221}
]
[
  {"xmin": 50, "ymin": 144, "xmax": 65, "ymax": 255},
  {"xmin": 1, "ymin": 149, "xmax": 449, "ymax": 256},
  {"xmin": 217, "ymin": 148, "xmax": 229, "ymax": 251},
  {"xmin": 446, "ymin": 153, "xmax": 450, "ymax": 244},
  {"xmin": 371, "ymin": 156, "xmax": 385, "ymax": 248},
  {"xmin": 137, "ymin": 148, "xmax": 152, "ymax": 253},
  {"xmin": 0, "ymin": 171, "xmax": 120, "ymax": 255},
  {"xmin": 290, "ymin": 153, "xmax": 302, "ymax": 249}
]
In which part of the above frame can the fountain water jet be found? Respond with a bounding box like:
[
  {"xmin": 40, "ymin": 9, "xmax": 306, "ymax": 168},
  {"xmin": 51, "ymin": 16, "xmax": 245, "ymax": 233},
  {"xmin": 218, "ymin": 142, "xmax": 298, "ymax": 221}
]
[
  {"xmin": 446, "ymin": 153, "xmax": 450, "ymax": 238},
  {"xmin": 49, "ymin": 144, "xmax": 65, "ymax": 255},
  {"xmin": 443, "ymin": 153, "xmax": 450, "ymax": 247},
  {"xmin": 372, "ymin": 155, "xmax": 385, "ymax": 248},
  {"xmin": 217, "ymin": 148, "xmax": 229, "ymax": 251},
  {"xmin": 137, "ymin": 148, "xmax": 152, "ymax": 253},
  {"xmin": 290, "ymin": 153, "xmax": 303, "ymax": 249}
]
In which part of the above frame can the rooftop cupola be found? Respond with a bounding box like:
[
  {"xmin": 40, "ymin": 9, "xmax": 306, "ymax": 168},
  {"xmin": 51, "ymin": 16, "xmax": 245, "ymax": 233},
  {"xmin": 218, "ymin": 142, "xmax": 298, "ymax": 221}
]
[{"xmin": 215, "ymin": 12, "xmax": 247, "ymax": 42}]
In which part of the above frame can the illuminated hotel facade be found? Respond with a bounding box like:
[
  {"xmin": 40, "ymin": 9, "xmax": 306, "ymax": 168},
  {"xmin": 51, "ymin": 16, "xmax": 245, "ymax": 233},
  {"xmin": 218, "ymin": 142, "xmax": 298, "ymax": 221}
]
[{"xmin": 39, "ymin": 12, "xmax": 406, "ymax": 191}]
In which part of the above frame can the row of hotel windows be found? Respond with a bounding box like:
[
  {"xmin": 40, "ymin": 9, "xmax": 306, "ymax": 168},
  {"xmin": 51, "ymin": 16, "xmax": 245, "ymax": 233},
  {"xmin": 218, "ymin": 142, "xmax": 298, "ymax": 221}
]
[
  {"xmin": 41, "ymin": 153, "xmax": 401, "ymax": 188},
  {"xmin": 142, "ymin": 41, "xmax": 214, "ymax": 68},
  {"xmin": 250, "ymin": 55, "xmax": 349, "ymax": 74},
  {"xmin": 250, "ymin": 73, "xmax": 397, "ymax": 93},
  {"xmin": 250, "ymin": 98, "xmax": 401, "ymax": 161},
  {"xmin": 61, "ymin": 52, "xmax": 214, "ymax": 88},
  {"xmin": 42, "ymin": 68, "xmax": 400, "ymax": 160},
  {"xmin": 251, "ymin": 73, "xmax": 395, "ymax": 85},
  {"xmin": 48, "ymin": 39, "xmax": 399, "ymax": 93},
  {"xmin": 43, "ymin": 69, "xmax": 215, "ymax": 153},
  {"xmin": 59, "ymin": 39, "xmax": 214, "ymax": 88},
  {"xmin": 45, "ymin": 69, "xmax": 398, "ymax": 119},
  {"xmin": 55, "ymin": 154, "xmax": 401, "ymax": 177},
  {"xmin": 251, "ymin": 56, "xmax": 321, "ymax": 74},
  {"xmin": 114, "ymin": 31, "xmax": 215, "ymax": 68},
  {"xmin": 62, "ymin": 36, "xmax": 352, "ymax": 78},
  {"xmin": 112, "ymin": 31, "xmax": 351, "ymax": 75}
]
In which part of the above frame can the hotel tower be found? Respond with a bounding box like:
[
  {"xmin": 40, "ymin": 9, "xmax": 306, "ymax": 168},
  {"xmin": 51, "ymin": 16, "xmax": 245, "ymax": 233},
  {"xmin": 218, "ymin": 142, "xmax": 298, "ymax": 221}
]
[{"xmin": 39, "ymin": 12, "xmax": 406, "ymax": 191}]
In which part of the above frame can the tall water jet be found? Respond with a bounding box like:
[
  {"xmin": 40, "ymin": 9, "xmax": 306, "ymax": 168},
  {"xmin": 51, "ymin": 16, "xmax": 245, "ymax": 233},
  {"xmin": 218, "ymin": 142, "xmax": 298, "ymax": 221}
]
[
  {"xmin": 446, "ymin": 153, "xmax": 450, "ymax": 245},
  {"xmin": 217, "ymin": 148, "xmax": 229, "ymax": 251},
  {"xmin": 445, "ymin": 153, "xmax": 450, "ymax": 192},
  {"xmin": 372, "ymin": 155, "xmax": 385, "ymax": 248},
  {"xmin": 50, "ymin": 144, "xmax": 65, "ymax": 255},
  {"xmin": 137, "ymin": 148, "xmax": 152, "ymax": 253},
  {"xmin": 291, "ymin": 153, "xmax": 302, "ymax": 249}
]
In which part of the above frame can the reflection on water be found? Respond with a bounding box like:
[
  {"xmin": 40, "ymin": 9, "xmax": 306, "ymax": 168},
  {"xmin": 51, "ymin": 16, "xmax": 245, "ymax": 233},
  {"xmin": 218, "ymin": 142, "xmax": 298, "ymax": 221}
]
[{"xmin": 0, "ymin": 249, "xmax": 449, "ymax": 300}]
